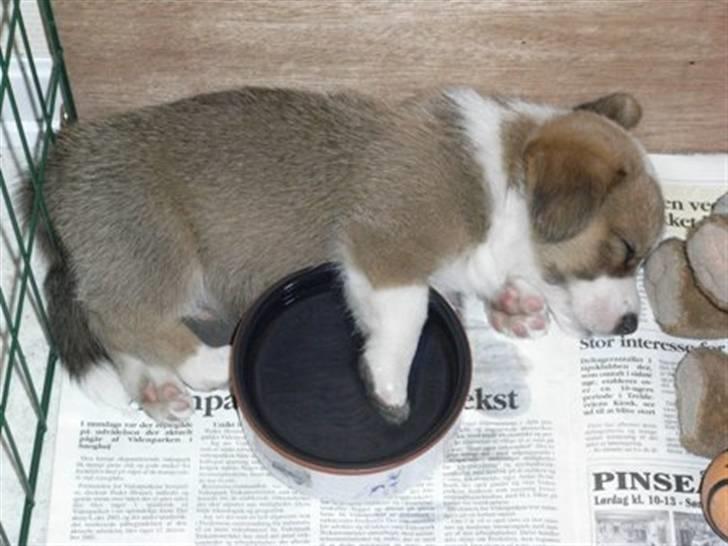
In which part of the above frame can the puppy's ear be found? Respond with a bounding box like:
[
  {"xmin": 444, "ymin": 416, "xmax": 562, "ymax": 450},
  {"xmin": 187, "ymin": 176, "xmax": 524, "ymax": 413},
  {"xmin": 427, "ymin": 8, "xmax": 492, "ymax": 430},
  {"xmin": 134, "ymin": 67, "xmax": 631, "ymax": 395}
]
[
  {"xmin": 525, "ymin": 126, "xmax": 626, "ymax": 242},
  {"xmin": 576, "ymin": 93, "xmax": 642, "ymax": 130}
]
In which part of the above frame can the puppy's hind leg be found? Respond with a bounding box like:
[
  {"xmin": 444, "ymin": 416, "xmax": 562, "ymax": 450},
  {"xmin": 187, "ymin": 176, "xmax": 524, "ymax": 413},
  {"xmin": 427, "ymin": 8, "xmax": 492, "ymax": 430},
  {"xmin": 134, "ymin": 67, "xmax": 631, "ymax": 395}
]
[
  {"xmin": 96, "ymin": 315, "xmax": 203, "ymax": 423},
  {"xmin": 342, "ymin": 266, "xmax": 429, "ymax": 425},
  {"xmin": 115, "ymin": 352, "xmax": 196, "ymax": 423}
]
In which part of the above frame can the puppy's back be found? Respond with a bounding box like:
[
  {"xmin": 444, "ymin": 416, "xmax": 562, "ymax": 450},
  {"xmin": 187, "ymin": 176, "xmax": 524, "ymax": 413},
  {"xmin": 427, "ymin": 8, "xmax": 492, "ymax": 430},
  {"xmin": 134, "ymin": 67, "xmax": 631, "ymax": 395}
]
[
  {"xmin": 41, "ymin": 87, "xmax": 487, "ymax": 313},
  {"xmin": 41, "ymin": 89, "xmax": 391, "ymax": 312}
]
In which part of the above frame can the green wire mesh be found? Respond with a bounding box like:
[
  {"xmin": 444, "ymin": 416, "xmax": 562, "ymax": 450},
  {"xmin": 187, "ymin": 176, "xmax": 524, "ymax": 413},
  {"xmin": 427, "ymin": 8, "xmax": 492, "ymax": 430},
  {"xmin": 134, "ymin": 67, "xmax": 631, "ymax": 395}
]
[{"xmin": 1, "ymin": 0, "xmax": 75, "ymax": 544}]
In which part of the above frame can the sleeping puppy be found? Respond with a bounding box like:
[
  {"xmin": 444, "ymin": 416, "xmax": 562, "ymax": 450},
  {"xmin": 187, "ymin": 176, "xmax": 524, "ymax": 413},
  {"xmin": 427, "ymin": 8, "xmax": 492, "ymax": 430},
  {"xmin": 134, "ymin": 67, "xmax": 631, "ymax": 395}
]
[{"xmin": 27, "ymin": 88, "xmax": 664, "ymax": 423}]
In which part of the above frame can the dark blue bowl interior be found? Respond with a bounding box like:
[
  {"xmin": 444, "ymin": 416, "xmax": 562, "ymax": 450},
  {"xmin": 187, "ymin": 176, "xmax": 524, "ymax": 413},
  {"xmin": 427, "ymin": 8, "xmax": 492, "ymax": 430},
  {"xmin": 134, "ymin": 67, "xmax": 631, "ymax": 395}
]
[{"xmin": 232, "ymin": 264, "xmax": 470, "ymax": 469}]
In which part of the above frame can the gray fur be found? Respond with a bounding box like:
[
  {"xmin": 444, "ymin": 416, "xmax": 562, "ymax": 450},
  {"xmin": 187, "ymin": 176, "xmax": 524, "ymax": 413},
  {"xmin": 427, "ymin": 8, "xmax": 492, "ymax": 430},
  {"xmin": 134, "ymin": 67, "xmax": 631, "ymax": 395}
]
[
  {"xmin": 19, "ymin": 184, "xmax": 107, "ymax": 376},
  {"xmin": 34, "ymin": 87, "xmax": 486, "ymax": 377},
  {"xmin": 43, "ymin": 258, "xmax": 109, "ymax": 376}
]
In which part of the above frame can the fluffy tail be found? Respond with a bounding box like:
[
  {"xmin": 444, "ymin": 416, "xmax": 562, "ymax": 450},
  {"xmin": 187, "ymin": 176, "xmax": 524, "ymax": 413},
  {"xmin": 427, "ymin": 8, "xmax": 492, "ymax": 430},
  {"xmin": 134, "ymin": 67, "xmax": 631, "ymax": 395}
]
[
  {"xmin": 44, "ymin": 259, "xmax": 108, "ymax": 377},
  {"xmin": 22, "ymin": 182, "xmax": 108, "ymax": 377}
]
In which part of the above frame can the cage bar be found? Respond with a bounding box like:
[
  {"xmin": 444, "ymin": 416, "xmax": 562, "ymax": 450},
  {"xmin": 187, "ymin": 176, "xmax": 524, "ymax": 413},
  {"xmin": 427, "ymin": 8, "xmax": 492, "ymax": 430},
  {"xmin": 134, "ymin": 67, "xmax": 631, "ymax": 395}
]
[{"xmin": 0, "ymin": 1, "xmax": 76, "ymax": 544}]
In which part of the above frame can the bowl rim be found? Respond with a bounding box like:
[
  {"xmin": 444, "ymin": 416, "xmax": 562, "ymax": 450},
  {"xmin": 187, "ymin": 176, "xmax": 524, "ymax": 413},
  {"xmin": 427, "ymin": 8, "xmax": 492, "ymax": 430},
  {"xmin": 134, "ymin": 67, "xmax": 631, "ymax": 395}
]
[{"xmin": 229, "ymin": 263, "xmax": 472, "ymax": 475}]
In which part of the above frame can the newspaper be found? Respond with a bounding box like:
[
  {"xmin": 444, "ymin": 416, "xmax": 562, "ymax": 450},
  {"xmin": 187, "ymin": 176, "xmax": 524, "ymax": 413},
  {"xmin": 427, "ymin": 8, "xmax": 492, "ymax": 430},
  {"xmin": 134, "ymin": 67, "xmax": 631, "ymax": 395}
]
[{"xmin": 43, "ymin": 154, "xmax": 727, "ymax": 546}]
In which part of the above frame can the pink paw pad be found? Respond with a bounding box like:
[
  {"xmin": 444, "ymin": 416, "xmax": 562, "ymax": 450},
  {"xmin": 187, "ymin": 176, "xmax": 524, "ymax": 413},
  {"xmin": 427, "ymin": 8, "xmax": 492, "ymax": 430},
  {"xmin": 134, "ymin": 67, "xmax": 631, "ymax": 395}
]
[
  {"xmin": 140, "ymin": 379, "xmax": 194, "ymax": 423},
  {"xmin": 487, "ymin": 279, "xmax": 549, "ymax": 339}
]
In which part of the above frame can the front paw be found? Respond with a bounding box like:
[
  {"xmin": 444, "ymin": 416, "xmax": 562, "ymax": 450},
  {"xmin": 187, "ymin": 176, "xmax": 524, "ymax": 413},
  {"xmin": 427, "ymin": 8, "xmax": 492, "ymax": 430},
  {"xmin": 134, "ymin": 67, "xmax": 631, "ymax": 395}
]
[
  {"xmin": 487, "ymin": 279, "xmax": 549, "ymax": 338},
  {"xmin": 358, "ymin": 356, "xmax": 411, "ymax": 425}
]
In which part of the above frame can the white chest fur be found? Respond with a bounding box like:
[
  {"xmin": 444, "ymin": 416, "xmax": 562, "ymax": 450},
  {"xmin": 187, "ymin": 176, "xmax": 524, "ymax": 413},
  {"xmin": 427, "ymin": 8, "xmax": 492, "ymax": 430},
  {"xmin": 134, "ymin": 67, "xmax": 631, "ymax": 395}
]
[{"xmin": 431, "ymin": 90, "xmax": 552, "ymax": 300}]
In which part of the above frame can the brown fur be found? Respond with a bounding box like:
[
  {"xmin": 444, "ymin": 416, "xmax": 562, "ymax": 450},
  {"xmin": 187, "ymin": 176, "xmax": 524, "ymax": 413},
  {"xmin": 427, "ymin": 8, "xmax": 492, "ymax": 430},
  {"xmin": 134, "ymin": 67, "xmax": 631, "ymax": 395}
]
[
  {"xmin": 527, "ymin": 112, "xmax": 638, "ymax": 241},
  {"xmin": 502, "ymin": 97, "xmax": 663, "ymax": 282},
  {"xmin": 32, "ymin": 86, "xmax": 662, "ymax": 389},
  {"xmin": 527, "ymin": 113, "xmax": 663, "ymax": 282},
  {"xmin": 576, "ymin": 93, "xmax": 643, "ymax": 131},
  {"xmin": 343, "ymin": 94, "xmax": 488, "ymax": 287},
  {"xmin": 500, "ymin": 100, "xmax": 663, "ymax": 288},
  {"xmin": 501, "ymin": 113, "xmax": 537, "ymax": 185},
  {"xmin": 38, "ymin": 88, "xmax": 490, "ymax": 372}
]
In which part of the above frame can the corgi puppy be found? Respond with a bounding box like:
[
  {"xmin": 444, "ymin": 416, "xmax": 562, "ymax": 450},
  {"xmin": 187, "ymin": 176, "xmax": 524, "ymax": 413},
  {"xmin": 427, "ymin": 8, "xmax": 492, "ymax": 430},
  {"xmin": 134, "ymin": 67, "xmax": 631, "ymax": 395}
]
[{"xmin": 27, "ymin": 88, "xmax": 664, "ymax": 423}]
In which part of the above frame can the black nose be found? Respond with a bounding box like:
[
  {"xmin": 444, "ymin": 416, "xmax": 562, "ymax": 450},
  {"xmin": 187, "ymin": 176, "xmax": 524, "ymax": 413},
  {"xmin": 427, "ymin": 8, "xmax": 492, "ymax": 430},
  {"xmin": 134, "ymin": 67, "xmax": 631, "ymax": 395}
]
[{"xmin": 613, "ymin": 313, "xmax": 638, "ymax": 336}]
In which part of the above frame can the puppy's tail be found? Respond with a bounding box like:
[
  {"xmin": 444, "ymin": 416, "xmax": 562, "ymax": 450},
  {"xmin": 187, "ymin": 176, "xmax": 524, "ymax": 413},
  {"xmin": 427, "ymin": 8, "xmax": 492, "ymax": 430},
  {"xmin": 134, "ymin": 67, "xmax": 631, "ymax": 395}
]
[
  {"xmin": 44, "ymin": 259, "xmax": 109, "ymax": 377},
  {"xmin": 21, "ymin": 181, "xmax": 108, "ymax": 378}
]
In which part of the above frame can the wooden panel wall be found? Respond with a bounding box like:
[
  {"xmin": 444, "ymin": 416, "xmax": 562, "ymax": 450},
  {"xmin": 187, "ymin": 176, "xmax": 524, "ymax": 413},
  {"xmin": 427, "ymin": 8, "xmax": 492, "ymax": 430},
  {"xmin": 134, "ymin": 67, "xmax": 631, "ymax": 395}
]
[{"xmin": 54, "ymin": 0, "xmax": 727, "ymax": 152}]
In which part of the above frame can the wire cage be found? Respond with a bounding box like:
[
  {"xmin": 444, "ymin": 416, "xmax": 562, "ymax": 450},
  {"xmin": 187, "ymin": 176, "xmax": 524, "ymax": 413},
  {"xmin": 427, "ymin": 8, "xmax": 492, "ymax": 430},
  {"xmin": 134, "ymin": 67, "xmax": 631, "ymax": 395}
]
[{"xmin": 1, "ymin": 0, "xmax": 75, "ymax": 544}]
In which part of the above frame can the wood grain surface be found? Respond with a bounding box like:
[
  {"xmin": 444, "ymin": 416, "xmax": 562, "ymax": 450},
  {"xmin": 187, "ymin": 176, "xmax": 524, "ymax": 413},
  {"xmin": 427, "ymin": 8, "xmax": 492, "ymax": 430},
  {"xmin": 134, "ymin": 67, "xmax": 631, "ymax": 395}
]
[{"xmin": 54, "ymin": 0, "xmax": 727, "ymax": 152}]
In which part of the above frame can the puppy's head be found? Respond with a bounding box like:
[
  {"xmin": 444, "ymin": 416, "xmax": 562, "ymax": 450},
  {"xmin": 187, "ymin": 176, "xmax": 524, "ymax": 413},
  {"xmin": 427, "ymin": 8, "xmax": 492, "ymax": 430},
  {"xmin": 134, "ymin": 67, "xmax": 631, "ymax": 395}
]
[{"xmin": 525, "ymin": 93, "xmax": 664, "ymax": 336}]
